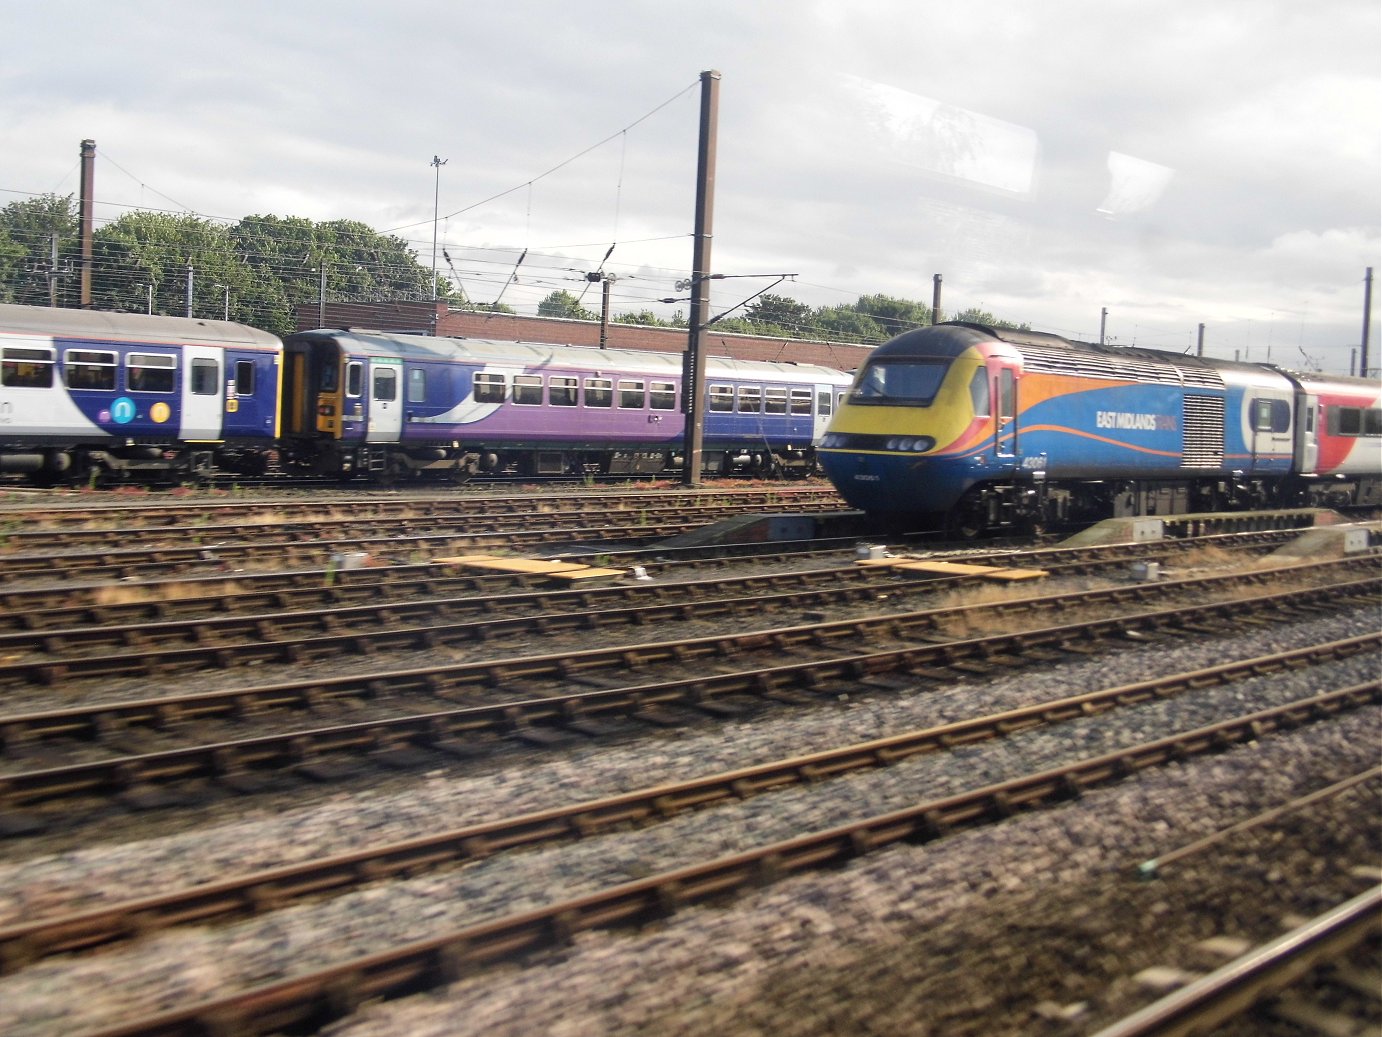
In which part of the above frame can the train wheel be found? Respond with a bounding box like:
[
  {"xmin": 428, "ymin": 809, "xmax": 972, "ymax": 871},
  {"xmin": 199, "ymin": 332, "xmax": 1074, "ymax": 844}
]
[{"xmin": 947, "ymin": 491, "xmax": 990, "ymax": 540}]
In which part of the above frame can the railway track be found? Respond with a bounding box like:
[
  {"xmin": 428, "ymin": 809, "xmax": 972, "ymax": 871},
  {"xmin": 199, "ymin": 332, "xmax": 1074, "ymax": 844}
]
[
  {"xmin": 30, "ymin": 683, "xmax": 1379, "ymax": 1037},
  {"xmin": 1, "ymin": 495, "xmax": 1375, "ymax": 1037},
  {"xmin": 0, "ymin": 565, "xmax": 1374, "ymax": 826},
  {"xmin": 1, "ymin": 638, "xmax": 1374, "ymax": 972}
]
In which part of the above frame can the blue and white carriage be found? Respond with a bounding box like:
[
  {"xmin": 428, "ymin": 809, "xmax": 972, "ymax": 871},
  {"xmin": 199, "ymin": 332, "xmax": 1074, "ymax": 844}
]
[
  {"xmin": 280, "ymin": 329, "xmax": 853, "ymax": 480},
  {"xmin": 0, "ymin": 303, "xmax": 281, "ymax": 483}
]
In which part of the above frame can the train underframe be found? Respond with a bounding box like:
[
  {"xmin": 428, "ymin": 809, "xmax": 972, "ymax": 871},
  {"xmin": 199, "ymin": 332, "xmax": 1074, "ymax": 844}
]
[
  {"xmin": 3, "ymin": 442, "xmax": 270, "ymax": 487},
  {"xmin": 285, "ymin": 441, "xmax": 821, "ymax": 483},
  {"xmin": 938, "ymin": 471, "xmax": 1382, "ymax": 538}
]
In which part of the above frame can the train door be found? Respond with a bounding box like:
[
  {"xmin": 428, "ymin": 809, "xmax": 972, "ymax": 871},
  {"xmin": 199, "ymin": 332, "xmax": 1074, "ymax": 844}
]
[
  {"xmin": 1248, "ymin": 392, "xmax": 1293, "ymax": 471},
  {"xmin": 179, "ymin": 345, "xmax": 223, "ymax": 440},
  {"xmin": 365, "ymin": 357, "xmax": 403, "ymax": 443},
  {"xmin": 1295, "ymin": 393, "xmax": 1319, "ymax": 474},
  {"xmin": 992, "ymin": 363, "xmax": 1019, "ymax": 469}
]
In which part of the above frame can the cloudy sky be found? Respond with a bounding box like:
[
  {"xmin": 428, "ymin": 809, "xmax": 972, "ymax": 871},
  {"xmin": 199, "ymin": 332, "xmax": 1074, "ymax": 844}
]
[{"xmin": 5, "ymin": 0, "xmax": 1379, "ymax": 373}]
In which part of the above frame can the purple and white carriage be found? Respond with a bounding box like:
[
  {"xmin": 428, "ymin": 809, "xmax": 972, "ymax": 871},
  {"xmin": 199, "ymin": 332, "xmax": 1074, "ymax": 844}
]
[{"xmin": 280, "ymin": 329, "xmax": 853, "ymax": 480}]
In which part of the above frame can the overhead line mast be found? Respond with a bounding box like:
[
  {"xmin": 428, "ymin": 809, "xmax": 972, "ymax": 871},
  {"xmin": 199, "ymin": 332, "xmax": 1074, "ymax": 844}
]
[{"xmin": 682, "ymin": 69, "xmax": 720, "ymax": 486}]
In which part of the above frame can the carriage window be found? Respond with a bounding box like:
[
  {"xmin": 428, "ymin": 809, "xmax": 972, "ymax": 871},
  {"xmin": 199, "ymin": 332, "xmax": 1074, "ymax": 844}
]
[
  {"xmin": 618, "ymin": 380, "xmax": 645, "ymax": 408},
  {"xmin": 128, "ymin": 353, "xmax": 175, "ymax": 393},
  {"xmin": 513, "ymin": 374, "xmax": 543, "ymax": 405},
  {"xmin": 791, "ymin": 389, "xmax": 812, "ymax": 415},
  {"xmin": 649, "ymin": 381, "xmax": 676, "ymax": 410},
  {"xmin": 65, "ymin": 349, "xmax": 116, "ymax": 390},
  {"xmin": 474, "ymin": 372, "xmax": 505, "ymax": 403},
  {"xmin": 1, "ymin": 346, "xmax": 54, "ymax": 388},
  {"xmin": 817, "ymin": 390, "xmax": 833, "ymax": 416},
  {"xmin": 969, "ymin": 369, "xmax": 990, "ymax": 417},
  {"xmin": 737, "ymin": 386, "xmax": 762, "ymax": 413},
  {"xmin": 584, "ymin": 377, "xmax": 612, "ymax": 407},
  {"xmin": 372, "ymin": 367, "xmax": 397, "ymax": 402},
  {"xmin": 709, "ymin": 384, "xmax": 734, "ymax": 412},
  {"xmin": 998, "ymin": 369, "xmax": 1015, "ymax": 422},
  {"xmin": 549, "ymin": 376, "xmax": 578, "ymax": 407},
  {"xmin": 407, "ymin": 368, "xmax": 427, "ymax": 404},
  {"xmin": 346, "ymin": 362, "xmax": 364, "ymax": 398},
  {"xmin": 234, "ymin": 360, "xmax": 255, "ymax": 396},
  {"xmin": 764, "ymin": 387, "xmax": 788, "ymax": 414},
  {"xmin": 190, "ymin": 358, "xmax": 219, "ymax": 395},
  {"xmin": 1366, "ymin": 408, "xmax": 1382, "ymax": 436}
]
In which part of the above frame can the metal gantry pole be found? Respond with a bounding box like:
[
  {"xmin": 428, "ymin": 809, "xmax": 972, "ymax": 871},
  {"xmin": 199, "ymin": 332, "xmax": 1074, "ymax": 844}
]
[
  {"xmin": 431, "ymin": 156, "xmax": 447, "ymax": 301},
  {"xmin": 682, "ymin": 70, "xmax": 721, "ymax": 487}
]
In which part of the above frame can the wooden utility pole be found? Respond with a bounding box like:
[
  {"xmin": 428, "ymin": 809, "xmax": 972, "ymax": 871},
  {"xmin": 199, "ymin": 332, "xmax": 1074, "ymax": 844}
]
[
  {"xmin": 79, "ymin": 139, "xmax": 95, "ymax": 308},
  {"xmin": 681, "ymin": 70, "xmax": 720, "ymax": 486}
]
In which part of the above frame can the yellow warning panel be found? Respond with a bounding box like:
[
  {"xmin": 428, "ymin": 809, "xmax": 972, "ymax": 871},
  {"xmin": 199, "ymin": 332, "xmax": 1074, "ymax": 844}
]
[
  {"xmin": 891, "ymin": 560, "xmax": 1001, "ymax": 576},
  {"xmin": 457, "ymin": 558, "xmax": 590, "ymax": 575}
]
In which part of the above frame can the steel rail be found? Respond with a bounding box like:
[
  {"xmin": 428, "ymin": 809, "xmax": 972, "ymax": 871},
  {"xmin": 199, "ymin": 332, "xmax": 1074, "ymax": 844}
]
[
  {"xmin": 0, "ymin": 636, "xmax": 1374, "ymax": 970},
  {"xmin": 0, "ymin": 486, "xmax": 843, "ymax": 531},
  {"xmin": 0, "ymin": 579, "xmax": 1374, "ymax": 811},
  {"xmin": 67, "ymin": 683, "xmax": 1382, "ymax": 1037},
  {"xmin": 1087, "ymin": 886, "xmax": 1382, "ymax": 1037},
  {"xmin": 0, "ymin": 527, "xmax": 1297, "ymax": 629},
  {"xmin": 0, "ymin": 561, "xmax": 1372, "ymax": 750}
]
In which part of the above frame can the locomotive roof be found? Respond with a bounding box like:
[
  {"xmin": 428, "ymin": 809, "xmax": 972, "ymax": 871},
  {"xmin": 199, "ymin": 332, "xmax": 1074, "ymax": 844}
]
[
  {"xmin": 290, "ymin": 328, "xmax": 851, "ymax": 381},
  {"xmin": 0, "ymin": 302, "xmax": 283, "ymax": 350}
]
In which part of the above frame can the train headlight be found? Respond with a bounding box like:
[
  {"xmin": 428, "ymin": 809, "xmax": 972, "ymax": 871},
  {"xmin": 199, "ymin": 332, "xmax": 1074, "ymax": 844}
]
[{"xmin": 885, "ymin": 436, "xmax": 934, "ymax": 452}]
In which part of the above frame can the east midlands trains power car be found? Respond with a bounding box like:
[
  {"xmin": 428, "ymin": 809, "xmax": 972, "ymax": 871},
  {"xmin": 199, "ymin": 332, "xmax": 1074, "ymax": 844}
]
[
  {"xmin": 0, "ymin": 303, "xmax": 852, "ymax": 484},
  {"xmin": 818, "ymin": 322, "xmax": 1382, "ymax": 534}
]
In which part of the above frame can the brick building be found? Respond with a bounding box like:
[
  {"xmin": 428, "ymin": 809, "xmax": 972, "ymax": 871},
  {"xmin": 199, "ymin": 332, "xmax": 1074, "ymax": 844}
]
[{"xmin": 295, "ymin": 300, "xmax": 873, "ymax": 373}]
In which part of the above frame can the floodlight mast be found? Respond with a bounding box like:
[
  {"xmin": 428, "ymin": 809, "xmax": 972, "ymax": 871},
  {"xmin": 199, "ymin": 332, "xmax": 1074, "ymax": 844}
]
[{"xmin": 682, "ymin": 70, "xmax": 720, "ymax": 487}]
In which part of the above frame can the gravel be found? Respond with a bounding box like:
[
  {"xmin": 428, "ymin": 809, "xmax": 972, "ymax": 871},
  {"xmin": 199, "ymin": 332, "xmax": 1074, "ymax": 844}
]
[{"xmin": 0, "ymin": 603, "xmax": 1377, "ymax": 1036}]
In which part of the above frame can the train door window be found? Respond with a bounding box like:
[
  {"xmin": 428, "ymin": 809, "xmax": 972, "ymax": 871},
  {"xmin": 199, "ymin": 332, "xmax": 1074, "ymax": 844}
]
[
  {"xmin": 190, "ymin": 358, "xmax": 219, "ymax": 395},
  {"xmin": 1252, "ymin": 398, "xmax": 1290, "ymax": 433},
  {"xmin": 474, "ymin": 372, "xmax": 505, "ymax": 403},
  {"xmin": 1366, "ymin": 408, "xmax": 1382, "ymax": 436},
  {"xmin": 128, "ymin": 353, "xmax": 176, "ymax": 393},
  {"xmin": 969, "ymin": 369, "xmax": 991, "ymax": 417},
  {"xmin": 345, "ymin": 362, "xmax": 364, "ymax": 398},
  {"xmin": 373, "ymin": 367, "xmax": 397, "ymax": 402},
  {"xmin": 65, "ymin": 349, "xmax": 116, "ymax": 390},
  {"xmin": 709, "ymin": 384, "xmax": 734, "ymax": 412},
  {"xmin": 764, "ymin": 387, "xmax": 788, "ymax": 414},
  {"xmin": 584, "ymin": 377, "xmax": 612, "ymax": 407},
  {"xmin": 234, "ymin": 360, "xmax": 256, "ymax": 396},
  {"xmin": 790, "ymin": 389, "xmax": 812, "ymax": 415},
  {"xmin": 737, "ymin": 385, "xmax": 762, "ymax": 413},
  {"xmin": 549, "ymin": 376, "xmax": 578, "ymax": 406},
  {"xmin": 407, "ymin": 369, "xmax": 427, "ymax": 404},
  {"xmin": 650, "ymin": 381, "xmax": 676, "ymax": 410},
  {"xmin": 2, "ymin": 346, "xmax": 54, "ymax": 388},
  {"xmin": 998, "ymin": 370, "xmax": 1015, "ymax": 421},
  {"xmin": 618, "ymin": 380, "xmax": 645, "ymax": 408},
  {"xmin": 816, "ymin": 390, "xmax": 832, "ymax": 416},
  {"xmin": 513, "ymin": 374, "xmax": 543, "ymax": 405}
]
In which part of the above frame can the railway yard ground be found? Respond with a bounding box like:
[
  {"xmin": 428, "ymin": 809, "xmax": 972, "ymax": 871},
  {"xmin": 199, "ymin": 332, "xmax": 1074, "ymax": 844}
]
[{"xmin": 0, "ymin": 479, "xmax": 1377, "ymax": 1037}]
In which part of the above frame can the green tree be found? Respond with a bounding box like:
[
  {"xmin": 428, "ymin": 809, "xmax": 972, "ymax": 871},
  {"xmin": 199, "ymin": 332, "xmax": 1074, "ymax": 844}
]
[
  {"xmin": 854, "ymin": 293, "xmax": 931, "ymax": 337},
  {"xmin": 951, "ymin": 306, "xmax": 1029, "ymax": 330},
  {"xmin": 0, "ymin": 195, "xmax": 80, "ymax": 306},
  {"xmin": 743, "ymin": 293, "xmax": 815, "ymax": 336},
  {"xmin": 93, "ymin": 212, "xmax": 247, "ymax": 320},
  {"xmin": 537, "ymin": 290, "xmax": 598, "ymax": 321}
]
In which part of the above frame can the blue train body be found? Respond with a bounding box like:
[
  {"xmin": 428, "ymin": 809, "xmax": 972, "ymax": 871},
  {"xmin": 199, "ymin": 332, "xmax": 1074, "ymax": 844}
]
[{"xmin": 820, "ymin": 323, "xmax": 1380, "ymax": 532}]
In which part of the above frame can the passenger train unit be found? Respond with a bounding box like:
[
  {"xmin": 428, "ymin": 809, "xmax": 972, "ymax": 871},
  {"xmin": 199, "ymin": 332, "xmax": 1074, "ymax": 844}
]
[
  {"xmin": 0, "ymin": 303, "xmax": 852, "ymax": 484},
  {"xmin": 819, "ymin": 322, "xmax": 1382, "ymax": 534}
]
